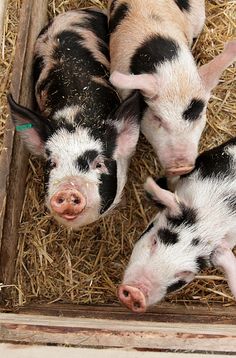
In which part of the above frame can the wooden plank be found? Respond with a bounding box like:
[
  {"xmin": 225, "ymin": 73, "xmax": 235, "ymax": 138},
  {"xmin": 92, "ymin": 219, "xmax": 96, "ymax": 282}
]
[
  {"xmin": 0, "ymin": 0, "xmax": 48, "ymax": 285},
  {"xmin": 5, "ymin": 302, "xmax": 236, "ymax": 325},
  {"xmin": 0, "ymin": 0, "xmax": 7, "ymax": 51},
  {"xmin": 0, "ymin": 343, "xmax": 232, "ymax": 358},
  {"xmin": 0, "ymin": 313, "xmax": 236, "ymax": 353}
]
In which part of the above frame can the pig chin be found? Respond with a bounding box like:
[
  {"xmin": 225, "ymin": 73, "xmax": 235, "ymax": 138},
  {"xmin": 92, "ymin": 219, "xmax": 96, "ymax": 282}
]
[{"xmin": 50, "ymin": 207, "xmax": 101, "ymax": 230}]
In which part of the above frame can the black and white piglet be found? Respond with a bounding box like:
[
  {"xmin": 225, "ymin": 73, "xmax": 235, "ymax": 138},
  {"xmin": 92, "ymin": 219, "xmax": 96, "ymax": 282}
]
[
  {"xmin": 119, "ymin": 138, "xmax": 236, "ymax": 312},
  {"xmin": 8, "ymin": 9, "xmax": 141, "ymax": 229}
]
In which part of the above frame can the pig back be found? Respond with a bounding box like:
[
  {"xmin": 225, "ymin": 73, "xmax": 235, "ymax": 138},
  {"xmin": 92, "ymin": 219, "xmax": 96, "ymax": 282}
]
[{"xmin": 33, "ymin": 9, "xmax": 120, "ymax": 123}]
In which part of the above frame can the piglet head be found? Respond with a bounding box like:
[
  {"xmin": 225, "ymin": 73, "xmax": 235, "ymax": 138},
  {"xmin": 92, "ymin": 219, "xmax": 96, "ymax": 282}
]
[
  {"xmin": 119, "ymin": 177, "xmax": 207, "ymax": 312},
  {"xmin": 8, "ymin": 91, "xmax": 141, "ymax": 229},
  {"xmin": 110, "ymin": 40, "xmax": 236, "ymax": 176}
]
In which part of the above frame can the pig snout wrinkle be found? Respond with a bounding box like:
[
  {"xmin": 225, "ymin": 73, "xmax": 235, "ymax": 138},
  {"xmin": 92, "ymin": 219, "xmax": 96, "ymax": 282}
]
[
  {"xmin": 50, "ymin": 189, "xmax": 86, "ymax": 220},
  {"xmin": 118, "ymin": 285, "xmax": 147, "ymax": 313}
]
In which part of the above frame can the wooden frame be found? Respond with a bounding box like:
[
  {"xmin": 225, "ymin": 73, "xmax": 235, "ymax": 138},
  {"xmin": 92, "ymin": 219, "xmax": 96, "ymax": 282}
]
[{"xmin": 0, "ymin": 0, "xmax": 235, "ymax": 354}]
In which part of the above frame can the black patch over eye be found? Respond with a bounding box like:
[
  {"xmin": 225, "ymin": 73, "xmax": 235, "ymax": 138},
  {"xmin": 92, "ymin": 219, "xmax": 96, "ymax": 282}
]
[
  {"xmin": 137, "ymin": 222, "xmax": 154, "ymax": 242},
  {"xmin": 167, "ymin": 280, "xmax": 186, "ymax": 294},
  {"xmin": 76, "ymin": 150, "xmax": 99, "ymax": 172},
  {"xmin": 183, "ymin": 99, "xmax": 205, "ymax": 121},
  {"xmin": 167, "ymin": 204, "xmax": 197, "ymax": 227},
  {"xmin": 174, "ymin": 0, "xmax": 190, "ymax": 12},
  {"xmin": 196, "ymin": 256, "xmax": 208, "ymax": 271},
  {"xmin": 109, "ymin": 3, "xmax": 130, "ymax": 33},
  {"xmin": 158, "ymin": 228, "xmax": 179, "ymax": 245}
]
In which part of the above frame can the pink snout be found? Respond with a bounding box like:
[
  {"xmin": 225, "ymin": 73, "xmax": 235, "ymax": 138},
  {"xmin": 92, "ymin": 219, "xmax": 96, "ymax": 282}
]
[
  {"xmin": 165, "ymin": 165, "xmax": 194, "ymax": 176},
  {"xmin": 118, "ymin": 284, "xmax": 147, "ymax": 313},
  {"xmin": 50, "ymin": 189, "xmax": 86, "ymax": 220}
]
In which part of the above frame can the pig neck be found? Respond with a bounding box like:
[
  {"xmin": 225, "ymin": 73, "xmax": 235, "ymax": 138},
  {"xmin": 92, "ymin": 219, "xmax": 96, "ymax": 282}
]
[{"xmin": 176, "ymin": 178, "xmax": 236, "ymax": 249}]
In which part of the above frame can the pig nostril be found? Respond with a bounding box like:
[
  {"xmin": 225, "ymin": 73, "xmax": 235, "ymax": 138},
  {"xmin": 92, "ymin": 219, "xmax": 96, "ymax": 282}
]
[
  {"xmin": 57, "ymin": 197, "xmax": 64, "ymax": 204},
  {"xmin": 133, "ymin": 301, "xmax": 141, "ymax": 309},
  {"xmin": 123, "ymin": 290, "xmax": 129, "ymax": 298},
  {"xmin": 73, "ymin": 197, "xmax": 81, "ymax": 205}
]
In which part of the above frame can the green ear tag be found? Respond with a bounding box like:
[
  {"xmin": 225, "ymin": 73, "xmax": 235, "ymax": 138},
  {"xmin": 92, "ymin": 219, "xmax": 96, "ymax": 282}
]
[{"xmin": 16, "ymin": 123, "xmax": 33, "ymax": 131}]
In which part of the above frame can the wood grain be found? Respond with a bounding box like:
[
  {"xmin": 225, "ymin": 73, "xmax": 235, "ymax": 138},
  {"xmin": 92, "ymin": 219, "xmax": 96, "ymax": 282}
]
[
  {"xmin": 0, "ymin": 312, "xmax": 236, "ymax": 353},
  {"xmin": 1, "ymin": 302, "xmax": 236, "ymax": 325},
  {"xmin": 0, "ymin": 0, "xmax": 48, "ymax": 285}
]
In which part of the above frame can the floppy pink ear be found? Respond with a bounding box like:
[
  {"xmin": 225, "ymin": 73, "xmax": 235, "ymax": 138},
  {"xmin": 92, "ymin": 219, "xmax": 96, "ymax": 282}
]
[
  {"xmin": 110, "ymin": 71, "xmax": 158, "ymax": 98},
  {"xmin": 112, "ymin": 91, "xmax": 141, "ymax": 159},
  {"xmin": 7, "ymin": 94, "xmax": 51, "ymax": 156},
  {"xmin": 211, "ymin": 243, "xmax": 236, "ymax": 299},
  {"xmin": 199, "ymin": 40, "xmax": 236, "ymax": 93},
  {"xmin": 144, "ymin": 177, "xmax": 180, "ymax": 215}
]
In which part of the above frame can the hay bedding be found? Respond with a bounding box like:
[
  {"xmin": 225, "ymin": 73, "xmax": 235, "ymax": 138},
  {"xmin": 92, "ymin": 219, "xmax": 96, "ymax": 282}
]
[{"xmin": 1, "ymin": 0, "xmax": 235, "ymax": 307}]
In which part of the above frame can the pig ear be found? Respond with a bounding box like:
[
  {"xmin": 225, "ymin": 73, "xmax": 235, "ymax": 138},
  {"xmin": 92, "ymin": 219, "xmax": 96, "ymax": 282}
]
[
  {"xmin": 7, "ymin": 94, "xmax": 52, "ymax": 156},
  {"xmin": 144, "ymin": 177, "xmax": 180, "ymax": 215},
  {"xmin": 211, "ymin": 243, "xmax": 236, "ymax": 299},
  {"xmin": 110, "ymin": 71, "xmax": 158, "ymax": 98},
  {"xmin": 112, "ymin": 91, "xmax": 142, "ymax": 159},
  {"xmin": 199, "ymin": 40, "xmax": 236, "ymax": 93}
]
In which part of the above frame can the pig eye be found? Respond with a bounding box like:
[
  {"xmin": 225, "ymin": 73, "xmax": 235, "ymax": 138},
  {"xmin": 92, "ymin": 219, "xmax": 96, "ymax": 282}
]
[
  {"xmin": 92, "ymin": 157, "xmax": 109, "ymax": 173},
  {"xmin": 152, "ymin": 236, "xmax": 158, "ymax": 246}
]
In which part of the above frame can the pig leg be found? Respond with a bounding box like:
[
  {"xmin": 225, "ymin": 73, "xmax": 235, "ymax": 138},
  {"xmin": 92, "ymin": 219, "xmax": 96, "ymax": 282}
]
[{"xmin": 211, "ymin": 243, "xmax": 236, "ymax": 299}]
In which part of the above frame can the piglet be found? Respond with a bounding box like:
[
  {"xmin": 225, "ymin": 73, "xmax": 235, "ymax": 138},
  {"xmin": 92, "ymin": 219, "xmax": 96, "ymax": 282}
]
[
  {"xmin": 119, "ymin": 138, "xmax": 236, "ymax": 312},
  {"xmin": 8, "ymin": 9, "xmax": 142, "ymax": 229},
  {"xmin": 108, "ymin": 0, "xmax": 236, "ymax": 175}
]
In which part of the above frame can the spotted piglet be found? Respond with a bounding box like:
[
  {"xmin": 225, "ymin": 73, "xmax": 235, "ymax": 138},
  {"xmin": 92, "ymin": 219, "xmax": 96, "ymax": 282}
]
[
  {"xmin": 8, "ymin": 9, "xmax": 142, "ymax": 229},
  {"xmin": 119, "ymin": 138, "xmax": 236, "ymax": 312},
  {"xmin": 108, "ymin": 0, "xmax": 236, "ymax": 175}
]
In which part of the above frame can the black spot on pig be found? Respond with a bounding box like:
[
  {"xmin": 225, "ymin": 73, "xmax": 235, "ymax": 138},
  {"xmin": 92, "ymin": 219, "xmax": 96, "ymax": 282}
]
[
  {"xmin": 137, "ymin": 222, "xmax": 154, "ymax": 241},
  {"xmin": 158, "ymin": 228, "xmax": 179, "ymax": 245},
  {"xmin": 109, "ymin": 3, "xmax": 130, "ymax": 34},
  {"xmin": 130, "ymin": 35, "xmax": 179, "ymax": 74},
  {"xmin": 76, "ymin": 10, "xmax": 110, "ymax": 60},
  {"xmin": 196, "ymin": 256, "xmax": 208, "ymax": 271},
  {"xmin": 99, "ymin": 160, "xmax": 117, "ymax": 213},
  {"xmin": 174, "ymin": 0, "xmax": 190, "ymax": 12},
  {"xmin": 167, "ymin": 280, "xmax": 186, "ymax": 294},
  {"xmin": 183, "ymin": 99, "xmax": 205, "ymax": 121},
  {"xmin": 38, "ymin": 30, "xmax": 119, "ymax": 116},
  {"xmin": 182, "ymin": 138, "xmax": 236, "ymax": 180},
  {"xmin": 191, "ymin": 237, "xmax": 200, "ymax": 246},
  {"xmin": 167, "ymin": 204, "xmax": 197, "ymax": 227},
  {"xmin": 76, "ymin": 150, "xmax": 99, "ymax": 172}
]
